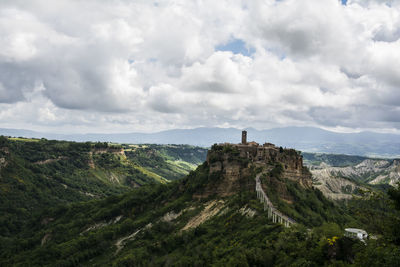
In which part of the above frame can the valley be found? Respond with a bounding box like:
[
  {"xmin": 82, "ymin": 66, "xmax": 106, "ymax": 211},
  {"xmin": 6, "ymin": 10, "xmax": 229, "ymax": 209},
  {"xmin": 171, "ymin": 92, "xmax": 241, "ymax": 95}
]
[
  {"xmin": 3, "ymin": 1, "xmax": 400, "ymax": 266},
  {"xmin": 0, "ymin": 136, "xmax": 206, "ymax": 237},
  {"xmin": 0, "ymin": 134, "xmax": 399, "ymax": 266}
]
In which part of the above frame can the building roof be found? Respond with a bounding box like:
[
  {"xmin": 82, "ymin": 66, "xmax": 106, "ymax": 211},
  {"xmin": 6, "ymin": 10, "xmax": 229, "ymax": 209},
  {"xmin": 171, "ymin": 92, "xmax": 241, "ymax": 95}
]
[
  {"xmin": 247, "ymin": 141, "xmax": 259, "ymax": 146},
  {"xmin": 345, "ymin": 228, "xmax": 367, "ymax": 235}
]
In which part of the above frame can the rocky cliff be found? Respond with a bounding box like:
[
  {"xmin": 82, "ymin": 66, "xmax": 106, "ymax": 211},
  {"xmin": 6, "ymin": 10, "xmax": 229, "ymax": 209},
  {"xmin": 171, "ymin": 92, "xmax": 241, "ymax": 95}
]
[
  {"xmin": 194, "ymin": 147, "xmax": 254, "ymax": 198},
  {"xmin": 196, "ymin": 143, "xmax": 312, "ymax": 199}
]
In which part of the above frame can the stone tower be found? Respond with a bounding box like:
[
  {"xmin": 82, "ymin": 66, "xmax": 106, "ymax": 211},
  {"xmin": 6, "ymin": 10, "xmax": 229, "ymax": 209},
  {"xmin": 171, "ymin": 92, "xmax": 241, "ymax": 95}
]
[{"xmin": 242, "ymin": 130, "xmax": 247, "ymax": 144}]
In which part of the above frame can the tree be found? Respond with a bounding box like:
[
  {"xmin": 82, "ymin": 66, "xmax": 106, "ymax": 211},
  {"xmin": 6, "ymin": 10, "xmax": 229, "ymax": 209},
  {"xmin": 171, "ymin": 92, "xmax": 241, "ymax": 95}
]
[{"xmin": 388, "ymin": 183, "xmax": 400, "ymax": 211}]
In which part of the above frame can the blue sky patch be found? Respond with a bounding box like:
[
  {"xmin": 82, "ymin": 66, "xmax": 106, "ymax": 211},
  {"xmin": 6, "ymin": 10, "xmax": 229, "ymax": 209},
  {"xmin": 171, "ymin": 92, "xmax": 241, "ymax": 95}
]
[
  {"xmin": 216, "ymin": 38, "xmax": 255, "ymax": 57},
  {"xmin": 341, "ymin": 0, "xmax": 347, "ymax": 5}
]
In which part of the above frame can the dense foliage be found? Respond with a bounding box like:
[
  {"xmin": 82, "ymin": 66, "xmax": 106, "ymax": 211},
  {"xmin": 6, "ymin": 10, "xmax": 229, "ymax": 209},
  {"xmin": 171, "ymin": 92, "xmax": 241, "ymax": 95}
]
[
  {"xmin": 262, "ymin": 170, "xmax": 349, "ymax": 227},
  {"xmin": 2, "ymin": 161, "xmax": 399, "ymax": 266},
  {"xmin": 0, "ymin": 137, "xmax": 206, "ymax": 238},
  {"xmin": 1, "ymin": 138, "xmax": 399, "ymax": 266}
]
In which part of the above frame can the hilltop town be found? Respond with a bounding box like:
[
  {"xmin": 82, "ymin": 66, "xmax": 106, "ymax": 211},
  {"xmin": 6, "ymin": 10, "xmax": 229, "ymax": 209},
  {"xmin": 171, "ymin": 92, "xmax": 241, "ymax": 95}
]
[{"xmin": 206, "ymin": 131, "xmax": 312, "ymax": 189}]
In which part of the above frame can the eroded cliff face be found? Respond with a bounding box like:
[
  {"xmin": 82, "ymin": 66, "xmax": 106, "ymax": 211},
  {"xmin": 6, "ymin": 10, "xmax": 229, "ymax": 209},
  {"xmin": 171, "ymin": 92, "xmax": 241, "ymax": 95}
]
[
  {"xmin": 278, "ymin": 151, "xmax": 312, "ymax": 188},
  {"xmin": 310, "ymin": 163, "xmax": 364, "ymax": 200},
  {"xmin": 308, "ymin": 158, "xmax": 400, "ymax": 189},
  {"xmin": 92, "ymin": 147, "xmax": 125, "ymax": 156},
  {"xmin": 194, "ymin": 151, "xmax": 254, "ymax": 199},
  {"xmin": 195, "ymin": 144, "xmax": 312, "ymax": 199}
]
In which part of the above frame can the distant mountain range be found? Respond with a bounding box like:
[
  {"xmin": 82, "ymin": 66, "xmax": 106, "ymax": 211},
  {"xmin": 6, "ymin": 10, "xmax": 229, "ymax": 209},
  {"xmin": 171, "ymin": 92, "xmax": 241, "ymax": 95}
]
[{"xmin": 1, "ymin": 127, "xmax": 400, "ymax": 157}]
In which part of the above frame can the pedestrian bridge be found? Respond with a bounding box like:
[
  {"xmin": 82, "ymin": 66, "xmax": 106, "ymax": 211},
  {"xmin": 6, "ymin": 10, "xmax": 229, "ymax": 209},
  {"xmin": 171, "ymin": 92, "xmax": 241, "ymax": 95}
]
[{"xmin": 255, "ymin": 173, "xmax": 296, "ymax": 227}]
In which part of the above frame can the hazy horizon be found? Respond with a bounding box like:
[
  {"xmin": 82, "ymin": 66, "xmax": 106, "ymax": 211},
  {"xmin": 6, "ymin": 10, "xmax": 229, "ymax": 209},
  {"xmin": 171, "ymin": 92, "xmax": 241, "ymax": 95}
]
[
  {"xmin": 3, "ymin": 126, "xmax": 400, "ymax": 157},
  {"xmin": 2, "ymin": 125, "xmax": 400, "ymax": 136}
]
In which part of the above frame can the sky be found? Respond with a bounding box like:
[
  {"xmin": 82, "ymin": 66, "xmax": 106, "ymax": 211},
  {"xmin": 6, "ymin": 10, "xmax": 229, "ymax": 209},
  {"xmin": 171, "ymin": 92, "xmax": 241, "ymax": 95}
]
[{"xmin": 1, "ymin": 0, "xmax": 400, "ymax": 134}]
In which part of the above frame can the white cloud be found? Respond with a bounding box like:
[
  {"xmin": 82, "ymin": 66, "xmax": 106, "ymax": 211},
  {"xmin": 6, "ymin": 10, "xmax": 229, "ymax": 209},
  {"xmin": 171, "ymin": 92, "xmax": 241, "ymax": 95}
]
[{"xmin": 0, "ymin": 0, "xmax": 399, "ymax": 133}]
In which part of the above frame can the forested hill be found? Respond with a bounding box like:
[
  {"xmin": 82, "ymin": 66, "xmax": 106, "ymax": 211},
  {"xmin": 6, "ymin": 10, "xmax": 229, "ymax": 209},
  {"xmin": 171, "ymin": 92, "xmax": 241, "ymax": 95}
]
[
  {"xmin": 2, "ymin": 144, "xmax": 399, "ymax": 266},
  {"xmin": 0, "ymin": 136, "xmax": 207, "ymax": 237}
]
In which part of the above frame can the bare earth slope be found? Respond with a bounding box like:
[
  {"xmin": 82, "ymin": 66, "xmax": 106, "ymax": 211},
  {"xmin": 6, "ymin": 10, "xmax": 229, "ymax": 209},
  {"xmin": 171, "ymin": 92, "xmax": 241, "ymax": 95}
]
[{"xmin": 306, "ymin": 155, "xmax": 400, "ymax": 200}]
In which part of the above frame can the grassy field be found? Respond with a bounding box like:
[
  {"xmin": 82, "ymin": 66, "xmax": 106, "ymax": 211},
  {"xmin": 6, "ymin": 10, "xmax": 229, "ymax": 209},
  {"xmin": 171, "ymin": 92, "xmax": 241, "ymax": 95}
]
[{"xmin": 8, "ymin": 137, "xmax": 39, "ymax": 142}]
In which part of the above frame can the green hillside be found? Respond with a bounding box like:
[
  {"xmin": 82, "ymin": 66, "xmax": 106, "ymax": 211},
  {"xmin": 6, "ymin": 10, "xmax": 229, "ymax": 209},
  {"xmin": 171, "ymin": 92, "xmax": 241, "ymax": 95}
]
[
  {"xmin": 1, "ymin": 145, "xmax": 399, "ymax": 266},
  {"xmin": 0, "ymin": 137, "xmax": 207, "ymax": 237},
  {"xmin": 123, "ymin": 144, "xmax": 207, "ymax": 181}
]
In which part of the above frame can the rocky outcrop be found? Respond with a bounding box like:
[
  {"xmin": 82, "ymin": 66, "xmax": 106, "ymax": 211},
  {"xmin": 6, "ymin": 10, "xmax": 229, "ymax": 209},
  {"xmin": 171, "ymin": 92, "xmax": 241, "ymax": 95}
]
[
  {"xmin": 92, "ymin": 147, "xmax": 125, "ymax": 156},
  {"xmin": 0, "ymin": 157, "xmax": 7, "ymax": 170},
  {"xmin": 181, "ymin": 200, "xmax": 225, "ymax": 231},
  {"xmin": 195, "ymin": 152, "xmax": 254, "ymax": 198},
  {"xmin": 310, "ymin": 167, "xmax": 365, "ymax": 200},
  {"xmin": 308, "ymin": 158, "xmax": 400, "ymax": 189},
  {"xmin": 0, "ymin": 146, "xmax": 9, "ymax": 170},
  {"xmin": 41, "ymin": 233, "xmax": 52, "ymax": 246},
  {"xmin": 369, "ymin": 159, "xmax": 400, "ymax": 186},
  {"xmin": 197, "ymin": 143, "xmax": 312, "ymax": 199}
]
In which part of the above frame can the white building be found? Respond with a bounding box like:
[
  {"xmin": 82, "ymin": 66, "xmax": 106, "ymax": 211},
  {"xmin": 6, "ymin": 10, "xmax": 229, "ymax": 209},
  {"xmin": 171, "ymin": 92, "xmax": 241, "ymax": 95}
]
[{"xmin": 345, "ymin": 228, "xmax": 368, "ymax": 241}]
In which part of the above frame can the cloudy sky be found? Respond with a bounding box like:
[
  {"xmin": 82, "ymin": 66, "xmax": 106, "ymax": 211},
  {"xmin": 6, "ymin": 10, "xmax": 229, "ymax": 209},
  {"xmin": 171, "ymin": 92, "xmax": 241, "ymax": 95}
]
[{"xmin": 1, "ymin": 0, "xmax": 400, "ymax": 134}]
